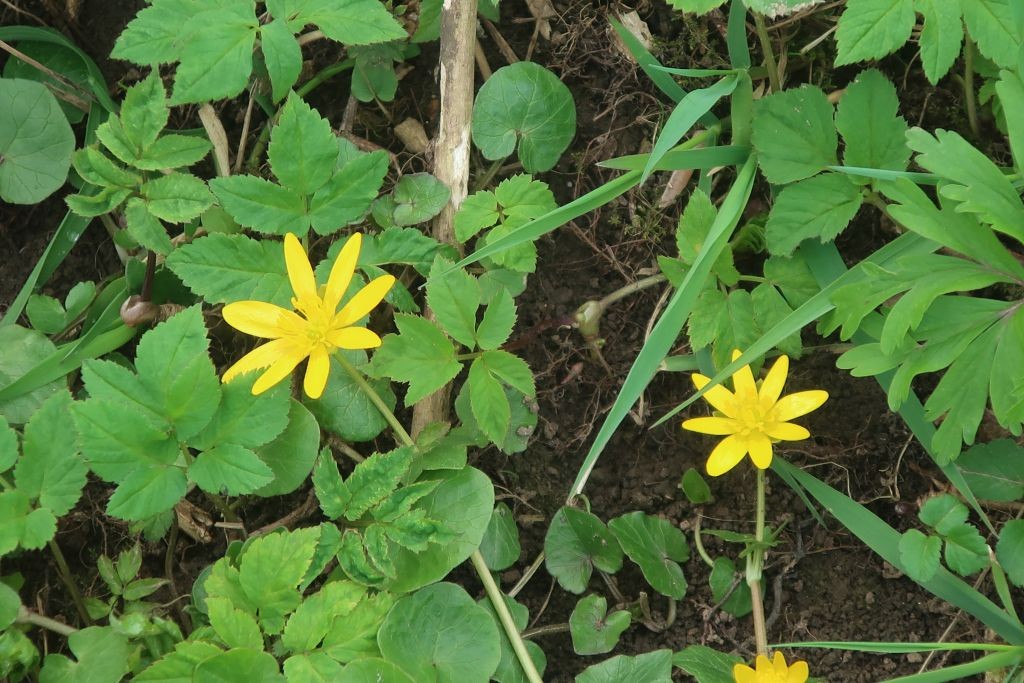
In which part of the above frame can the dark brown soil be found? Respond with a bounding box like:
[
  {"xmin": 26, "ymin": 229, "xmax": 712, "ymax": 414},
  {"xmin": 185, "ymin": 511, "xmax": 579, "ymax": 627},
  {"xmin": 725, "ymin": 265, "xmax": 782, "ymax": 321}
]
[{"xmin": 0, "ymin": 1, "xmax": 1003, "ymax": 681}]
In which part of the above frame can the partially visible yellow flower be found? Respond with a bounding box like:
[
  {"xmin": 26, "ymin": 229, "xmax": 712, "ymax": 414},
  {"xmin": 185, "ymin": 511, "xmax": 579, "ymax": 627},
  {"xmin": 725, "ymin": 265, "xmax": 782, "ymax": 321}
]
[
  {"xmin": 221, "ymin": 232, "xmax": 395, "ymax": 400},
  {"xmin": 682, "ymin": 350, "xmax": 827, "ymax": 476},
  {"xmin": 733, "ymin": 652, "xmax": 809, "ymax": 683}
]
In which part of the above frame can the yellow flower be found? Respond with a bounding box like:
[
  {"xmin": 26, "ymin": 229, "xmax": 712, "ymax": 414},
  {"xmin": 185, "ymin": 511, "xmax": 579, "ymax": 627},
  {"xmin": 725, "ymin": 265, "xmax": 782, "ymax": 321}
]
[
  {"xmin": 221, "ymin": 233, "xmax": 395, "ymax": 400},
  {"xmin": 733, "ymin": 652, "xmax": 809, "ymax": 683},
  {"xmin": 682, "ymin": 350, "xmax": 827, "ymax": 476}
]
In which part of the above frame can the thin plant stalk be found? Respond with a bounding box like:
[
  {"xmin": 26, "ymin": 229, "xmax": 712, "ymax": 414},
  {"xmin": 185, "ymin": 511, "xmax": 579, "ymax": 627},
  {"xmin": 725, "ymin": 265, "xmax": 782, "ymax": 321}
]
[
  {"xmin": 752, "ymin": 13, "xmax": 782, "ymax": 93},
  {"xmin": 964, "ymin": 33, "xmax": 980, "ymax": 138},
  {"xmin": 48, "ymin": 539, "xmax": 92, "ymax": 626},
  {"xmin": 747, "ymin": 468, "xmax": 769, "ymax": 656}
]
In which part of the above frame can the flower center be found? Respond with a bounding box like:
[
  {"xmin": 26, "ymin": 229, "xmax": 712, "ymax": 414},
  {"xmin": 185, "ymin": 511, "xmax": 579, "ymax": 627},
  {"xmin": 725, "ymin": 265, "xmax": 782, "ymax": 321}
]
[{"xmin": 733, "ymin": 400, "xmax": 771, "ymax": 438}]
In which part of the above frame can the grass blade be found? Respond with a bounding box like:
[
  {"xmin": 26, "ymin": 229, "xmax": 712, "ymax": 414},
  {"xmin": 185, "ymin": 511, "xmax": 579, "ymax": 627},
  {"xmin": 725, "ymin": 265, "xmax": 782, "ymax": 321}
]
[
  {"xmin": 599, "ymin": 145, "xmax": 747, "ymax": 171},
  {"xmin": 608, "ymin": 17, "xmax": 687, "ymax": 103},
  {"xmin": 568, "ymin": 156, "xmax": 757, "ymax": 497}
]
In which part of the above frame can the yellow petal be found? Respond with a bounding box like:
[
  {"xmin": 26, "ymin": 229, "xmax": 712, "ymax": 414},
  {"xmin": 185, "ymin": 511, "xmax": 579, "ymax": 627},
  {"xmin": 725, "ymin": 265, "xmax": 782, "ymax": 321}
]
[
  {"xmin": 252, "ymin": 346, "xmax": 307, "ymax": 394},
  {"xmin": 223, "ymin": 301, "xmax": 304, "ymax": 338},
  {"xmin": 706, "ymin": 435, "xmax": 748, "ymax": 476},
  {"xmin": 681, "ymin": 416, "xmax": 740, "ymax": 435},
  {"xmin": 692, "ymin": 374, "xmax": 738, "ymax": 418},
  {"xmin": 730, "ymin": 349, "xmax": 758, "ymax": 400},
  {"xmin": 765, "ymin": 421, "xmax": 810, "ymax": 441},
  {"xmin": 284, "ymin": 232, "xmax": 318, "ymax": 305},
  {"xmin": 732, "ymin": 663, "xmax": 756, "ymax": 683},
  {"xmin": 327, "ymin": 326, "xmax": 382, "ymax": 349},
  {"xmin": 772, "ymin": 652, "xmax": 789, "ymax": 675},
  {"xmin": 747, "ymin": 433, "xmax": 773, "ymax": 469},
  {"xmin": 222, "ymin": 338, "xmax": 294, "ymax": 383},
  {"xmin": 786, "ymin": 659, "xmax": 809, "ymax": 683},
  {"xmin": 773, "ymin": 390, "xmax": 829, "ymax": 421},
  {"xmin": 323, "ymin": 233, "xmax": 361, "ymax": 313},
  {"xmin": 334, "ymin": 274, "xmax": 396, "ymax": 327},
  {"xmin": 760, "ymin": 354, "xmax": 789, "ymax": 407},
  {"xmin": 753, "ymin": 655, "xmax": 773, "ymax": 673},
  {"xmin": 303, "ymin": 346, "xmax": 331, "ymax": 399}
]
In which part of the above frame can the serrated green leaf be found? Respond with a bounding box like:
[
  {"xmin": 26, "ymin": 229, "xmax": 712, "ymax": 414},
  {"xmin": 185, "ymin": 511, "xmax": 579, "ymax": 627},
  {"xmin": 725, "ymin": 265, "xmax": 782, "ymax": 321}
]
[
  {"xmin": 835, "ymin": 69, "xmax": 909, "ymax": 172},
  {"xmin": 996, "ymin": 519, "xmax": 1024, "ymax": 586},
  {"xmin": 544, "ymin": 506, "xmax": 623, "ymax": 594},
  {"xmin": 120, "ymin": 73, "xmax": 168, "ymax": 151},
  {"xmin": 191, "ymin": 376, "xmax": 290, "ymax": 451},
  {"xmin": 189, "ymin": 443, "xmax": 275, "ymax": 495},
  {"xmin": 919, "ymin": 494, "xmax": 969, "ymax": 534},
  {"xmin": 125, "ymin": 198, "xmax": 173, "ymax": 255},
  {"xmin": 576, "ymin": 650, "xmax": 673, "ymax": 683},
  {"xmin": 282, "ymin": 579, "xmax": 366, "ymax": 654},
  {"xmin": 480, "ymin": 503, "xmax": 521, "ymax": 571},
  {"xmin": 427, "ymin": 258, "xmax": 480, "ymax": 347},
  {"xmin": 943, "ymin": 524, "xmax": 989, "ymax": 576},
  {"xmin": 298, "ymin": 0, "xmax": 406, "ymax": 45},
  {"xmin": 207, "ymin": 596, "xmax": 264, "ymax": 650},
  {"xmin": 391, "ymin": 173, "xmax": 450, "ymax": 226},
  {"xmin": 475, "ymin": 290, "xmax": 516, "ymax": 352},
  {"xmin": 0, "ymin": 418, "xmax": 17, "ymax": 472},
  {"xmin": 471, "ymin": 62, "xmax": 576, "ymax": 173},
  {"xmin": 111, "ymin": 0, "xmax": 207, "ymax": 64},
  {"xmin": 269, "ymin": 94, "xmax": 338, "ymax": 196},
  {"xmin": 260, "ymin": 19, "xmax": 303, "ymax": 102},
  {"xmin": 608, "ymin": 511, "xmax": 689, "ymax": 599},
  {"xmin": 210, "ymin": 175, "xmax": 307, "ymax": 235},
  {"xmin": 351, "ymin": 43, "xmax": 403, "ymax": 102},
  {"xmin": 688, "ymin": 288, "xmax": 758, "ymax": 369},
  {"xmin": 958, "ymin": 440, "xmax": 1024, "ymax": 502},
  {"xmin": 751, "ymin": 85, "xmax": 837, "ymax": 184},
  {"xmin": 765, "ymin": 173, "xmax": 863, "ymax": 256},
  {"xmin": 170, "ymin": 4, "xmax": 260, "ymax": 104},
  {"xmin": 569, "ymin": 594, "xmax": 631, "ymax": 655},
  {"xmin": 468, "ymin": 357, "xmax": 510, "ymax": 445},
  {"xmin": 72, "ymin": 399, "xmax": 178, "ymax": 481},
  {"xmin": 750, "ymin": 283, "xmax": 802, "ymax": 358},
  {"xmin": 675, "ymin": 189, "xmax": 740, "ymax": 286},
  {"xmin": 378, "ymin": 582, "xmax": 501, "ymax": 683},
  {"xmin": 898, "ymin": 529, "xmax": 942, "ymax": 582},
  {"xmin": 65, "ymin": 187, "xmax": 131, "ymax": 217},
  {"xmin": 915, "ymin": 0, "xmax": 963, "ymax": 84},
  {"xmin": 347, "ymin": 448, "xmax": 414, "ymax": 521},
  {"xmin": 135, "ymin": 134, "xmax": 211, "ymax": 171},
  {"xmin": 961, "ymin": 0, "xmax": 1021, "ymax": 68},
  {"xmin": 304, "ymin": 352, "xmax": 395, "ymax": 442},
  {"xmin": 192, "ymin": 648, "xmax": 283, "ymax": 681},
  {"xmin": 0, "ymin": 78, "xmax": 74, "ymax": 204},
  {"xmin": 166, "ymin": 233, "xmax": 292, "ymax": 306},
  {"xmin": 39, "ymin": 626, "xmax": 130, "ymax": 683},
  {"xmin": 308, "ymin": 151, "xmax": 388, "ymax": 235},
  {"xmin": 455, "ymin": 191, "xmax": 499, "ymax": 242},
  {"xmin": 25, "ymin": 294, "xmax": 66, "ymax": 335},
  {"xmin": 95, "ymin": 116, "xmax": 139, "ymax": 166},
  {"xmin": 107, "ymin": 465, "xmax": 188, "ymax": 521},
  {"xmin": 367, "ymin": 314, "xmax": 462, "ymax": 405},
  {"xmin": 15, "ymin": 392, "xmax": 85, "ymax": 516},
  {"xmin": 835, "ymin": 0, "xmax": 916, "ymax": 65},
  {"xmin": 479, "ymin": 350, "xmax": 534, "ymax": 397},
  {"xmin": 141, "ymin": 172, "xmax": 214, "ymax": 222},
  {"xmin": 239, "ymin": 527, "xmax": 321, "ymax": 634},
  {"xmin": 135, "ymin": 307, "xmax": 221, "ymax": 440},
  {"xmin": 72, "ymin": 147, "xmax": 140, "ymax": 188},
  {"xmin": 907, "ymin": 127, "xmax": 1024, "ymax": 244}
]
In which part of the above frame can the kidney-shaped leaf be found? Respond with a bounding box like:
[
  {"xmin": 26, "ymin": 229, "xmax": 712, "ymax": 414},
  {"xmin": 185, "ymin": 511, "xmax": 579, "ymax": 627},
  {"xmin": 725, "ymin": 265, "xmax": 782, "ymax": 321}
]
[
  {"xmin": 608, "ymin": 512, "xmax": 689, "ymax": 599},
  {"xmin": 544, "ymin": 506, "xmax": 624, "ymax": 594},
  {"xmin": 471, "ymin": 62, "xmax": 576, "ymax": 173},
  {"xmin": 0, "ymin": 78, "xmax": 74, "ymax": 204}
]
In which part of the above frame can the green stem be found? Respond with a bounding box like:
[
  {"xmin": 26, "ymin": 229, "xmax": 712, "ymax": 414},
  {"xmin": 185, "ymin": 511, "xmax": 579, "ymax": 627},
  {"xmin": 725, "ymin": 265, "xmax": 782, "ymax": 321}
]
[
  {"xmin": 336, "ymin": 354, "xmax": 416, "ymax": 448},
  {"xmin": 205, "ymin": 492, "xmax": 239, "ymax": 524},
  {"xmin": 16, "ymin": 606, "xmax": 78, "ymax": 637},
  {"xmin": 456, "ymin": 351, "xmax": 484, "ymax": 362},
  {"xmin": 747, "ymin": 469, "xmax": 768, "ymax": 657},
  {"xmin": 471, "ymin": 551, "xmax": 544, "ymax": 683},
  {"xmin": 753, "ymin": 13, "xmax": 782, "ymax": 93},
  {"xmin": 598, "ymin": 273, "xmax": 667, "ymax": 310},
  {"xmin": 964, "ymin": 33, "xmax": 980, "ymax": 138},
  {"xmin": 472, "ymin": 157, "xmax": 506, "ymax": 193},
  {"xmin": 48, "ymin": 539, "xmax": 92, "ymax": 626},
  {"xmin": 692, "ymin": 514, "xmax": 715, "ymax": 568}
]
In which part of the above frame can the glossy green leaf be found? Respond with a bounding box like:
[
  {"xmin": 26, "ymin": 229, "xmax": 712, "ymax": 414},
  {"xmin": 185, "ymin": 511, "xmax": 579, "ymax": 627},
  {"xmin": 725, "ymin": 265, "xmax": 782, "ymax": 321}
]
[
  {"xmin": 477, "ymin": 594, "xmax": 547, "ymax": 683},
  {"xmin": 544, "ymin": 506, "xmax": 624, "ymax": 594},
  {"xmin": 608, "ymin": 511, "xmax": 689, "ymax": 599},
  {"xmin": 576, "ymin": 649, "xmax": 673, "ymax": 683},
  {"xmin": 39, "ymin": 626, "xmax": 130, "ymax": 683},
  {"xmin": 672, "ymin": 645, "xmax": 742, "ymax": 683},
  {"xmin": 391, "ymin": 173, "xmax": 450, "ymax": 226},
  {"xmin": 709, "ymin": 556, "xmax": 752, "ymax": 617},
  {"xmin": 569, "ymin": 594, "xmax": 631, "ymax": 655},
  {"xmin": 480, "ymin": 503, "xmax": 521, "ymax": 571},
  {"xmin": 252, "ymin": 399, "xmax": 320, "ymax": 497},
  {"xmin": 471, "ymin": 62, "xmax": 576, "ymax": 173},
  {"xmin": 0, "ymin": 78, "xmax": 74, "ymax": 204},
  {"xmin": 680, "ymin": 467, "xmax": 713, "ymax": 504},
  {"xmin": 304, "ymin": 352, "xmax": 395, "ymax": 442},
  {"xmin": 378, "ymin": 582, "xmax": 501, "ymax": 683},
  {"xmin": 191, "ymin": 377, "xmax": 290, "ymax": 451},
  {"xmin": 957, "ymin": 440, "xmax": 1024, "ymax": 502},
  {"xmin": 996, "ymin": 520, "xmax": 1024, "ymax": 586}
]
